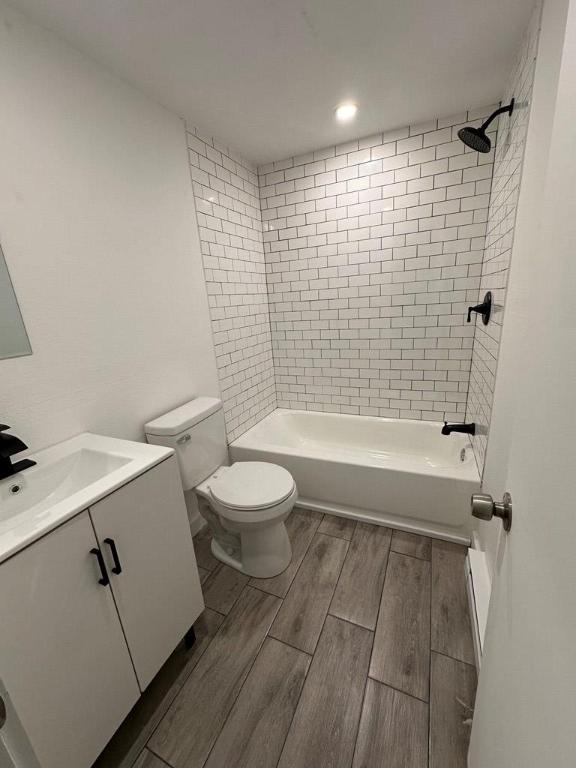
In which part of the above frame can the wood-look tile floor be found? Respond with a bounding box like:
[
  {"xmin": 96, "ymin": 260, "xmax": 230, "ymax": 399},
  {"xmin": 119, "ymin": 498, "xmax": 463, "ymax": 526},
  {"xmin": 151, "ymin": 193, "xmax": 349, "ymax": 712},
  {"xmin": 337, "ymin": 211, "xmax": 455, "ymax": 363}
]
[{"xmin": 94, "ymin": 509, "xmax": 477, "ymax": 768}]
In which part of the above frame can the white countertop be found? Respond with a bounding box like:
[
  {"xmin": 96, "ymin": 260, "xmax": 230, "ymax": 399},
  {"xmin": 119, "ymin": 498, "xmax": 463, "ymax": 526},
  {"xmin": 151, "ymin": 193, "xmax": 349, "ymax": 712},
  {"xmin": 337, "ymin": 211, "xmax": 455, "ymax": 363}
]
[{"xmin": 0, "ymin": 433, "xmax": 173, "ymax": 564}]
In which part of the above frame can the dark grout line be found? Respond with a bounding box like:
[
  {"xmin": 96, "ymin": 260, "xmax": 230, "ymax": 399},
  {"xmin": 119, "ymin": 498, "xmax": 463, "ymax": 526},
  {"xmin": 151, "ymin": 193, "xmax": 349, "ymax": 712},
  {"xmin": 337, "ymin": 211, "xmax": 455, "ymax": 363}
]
[
  {"xmin": 274, "ymin": 665, "xmax": 307, "ymax": 767},
  {"xmin": 250, "ymin": 512, "xmax": 323, "ymax": 601},
  {"xmin": 267, "ymin": 634, "xmax": 313, "ymax": 658},
  {"xmin": 389, "ymin": 545, "xmax": 432, "ymax": 562},
  {"xmin": 276, "ymin": 623, "xmax": 318, "ymax": 760},
  {"xmin": 141, "ymin": 622, "xmax": 222, "ymax": 757},
  {"xmin": 157, "ymin": 520, "xmax": 474, "ymax": 768},
  {"xmin": 343, "ymin": 536, "xmax": 392, "ymax": 767},
  {"xmin": 321, "ymin": 535, "xmax": 376, "ymax": 765},
  {"xmin": 431, "ymin": 648, "xmax": 478, "ymax": 670},
  {"xmin": 198, "ymin": 592, "xmax": 284, "ymax": 768},
  {"xmin": 249, "ymin": 582, "xmax": 286, "ymax": 600},
  {"xmin": 316, "ymin": 528, "xmax": 355, "ymax": 542},
  {"xmin": 272, "ymin": 532, "xmax": 353, "ymax": 767},
  {"xmin": 366, "ymin": 675, "xmax": 431, "ymax": 706},
  {"xmin": 315, "ymin": 529, "xmax": 354, "ymax": 546},
  {"xmin": 142, "ymin": 590, "xmax": 264, "ymax": 760},
  {"xmin": 267, "ymin": 532, "xmax": 351, "ymax": 657},
  {"xmin": 326, "ymin": 609, "xmax": 376, "ymax": 634},
  {"xmin": 204, "ymin": 575, "xmax": 251, "ymax": 617},
  {"xmin": 351, "ymin": 673, "xmax": 370, "ymax": 766},
  {"xmin": 145, "ymin": 746, "xmax": 175, "ymax": 768}
]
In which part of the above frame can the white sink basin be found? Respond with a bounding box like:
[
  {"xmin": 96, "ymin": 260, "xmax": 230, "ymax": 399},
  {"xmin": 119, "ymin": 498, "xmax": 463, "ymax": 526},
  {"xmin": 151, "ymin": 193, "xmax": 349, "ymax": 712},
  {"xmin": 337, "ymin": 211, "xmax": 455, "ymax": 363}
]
[{"xmin": 0, "ymin": 433, "xmax": 173, "ymax": 563}]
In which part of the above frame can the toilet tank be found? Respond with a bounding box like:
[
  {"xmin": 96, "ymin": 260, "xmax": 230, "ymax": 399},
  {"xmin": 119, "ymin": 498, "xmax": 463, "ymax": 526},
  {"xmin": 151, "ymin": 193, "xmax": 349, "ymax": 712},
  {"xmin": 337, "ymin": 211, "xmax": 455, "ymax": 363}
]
[{"xmin": 144, "ymin": 397, "xmax": 228, "ymax": 490}]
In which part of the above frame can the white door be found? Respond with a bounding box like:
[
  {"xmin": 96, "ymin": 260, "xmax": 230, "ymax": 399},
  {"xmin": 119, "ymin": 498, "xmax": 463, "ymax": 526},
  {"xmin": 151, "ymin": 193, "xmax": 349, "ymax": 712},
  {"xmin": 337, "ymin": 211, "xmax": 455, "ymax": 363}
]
[
  {"xmin": 468, "ymin": 0, "xmax": 576, "ymax": 765},
  {"xmin": 89, "ymin": 456, "xmax": 204, "ymax": 691},
  {"xmin": 0, "ymin": 512, "xmax": 140, "ymax": 768}
]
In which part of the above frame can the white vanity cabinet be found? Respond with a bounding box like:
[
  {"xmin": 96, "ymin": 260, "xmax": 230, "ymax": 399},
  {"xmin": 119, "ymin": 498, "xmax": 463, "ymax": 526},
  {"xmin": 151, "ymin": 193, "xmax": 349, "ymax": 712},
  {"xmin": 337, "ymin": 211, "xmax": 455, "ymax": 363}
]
[
  {"xmin": 89, "ymin": 455, "xmax": 203, "ymax": 690},
  {"xmin": 0, "ymin": 511, "xmax": 140, "ymax": 768},
  {"xmin": 0, "ymin": 454, "xmax": 203, "ymax": 768}
]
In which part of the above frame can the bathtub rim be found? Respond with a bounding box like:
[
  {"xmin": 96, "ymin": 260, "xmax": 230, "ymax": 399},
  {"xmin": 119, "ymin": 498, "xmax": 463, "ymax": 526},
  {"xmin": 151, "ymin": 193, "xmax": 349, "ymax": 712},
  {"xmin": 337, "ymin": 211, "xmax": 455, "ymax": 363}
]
[{"xmin": 230, "ymin": 407, "xmax": 479, "ymax": 484}]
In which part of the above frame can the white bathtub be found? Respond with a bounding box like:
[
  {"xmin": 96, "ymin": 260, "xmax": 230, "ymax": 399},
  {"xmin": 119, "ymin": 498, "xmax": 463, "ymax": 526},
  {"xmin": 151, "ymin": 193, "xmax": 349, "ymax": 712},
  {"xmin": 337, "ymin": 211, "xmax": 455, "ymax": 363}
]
[{"xmin": 230, "ymin": 409, "xmax": 480, "ymax": 544}]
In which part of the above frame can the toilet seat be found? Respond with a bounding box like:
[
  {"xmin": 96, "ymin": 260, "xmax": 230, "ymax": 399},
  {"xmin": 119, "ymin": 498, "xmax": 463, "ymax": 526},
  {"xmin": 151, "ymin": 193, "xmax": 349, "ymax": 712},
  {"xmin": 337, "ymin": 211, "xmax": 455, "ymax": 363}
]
[{"xmin": 209, "ymin": 461, "xmax": 295, "ymax": 512}]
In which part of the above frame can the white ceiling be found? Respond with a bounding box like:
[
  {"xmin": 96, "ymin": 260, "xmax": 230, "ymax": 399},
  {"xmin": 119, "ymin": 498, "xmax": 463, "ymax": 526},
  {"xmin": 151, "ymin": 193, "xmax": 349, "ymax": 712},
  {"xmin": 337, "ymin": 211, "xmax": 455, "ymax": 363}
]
[{"xmin": 11, "ymin": 0, "xmax": 533, "ymax": 165}]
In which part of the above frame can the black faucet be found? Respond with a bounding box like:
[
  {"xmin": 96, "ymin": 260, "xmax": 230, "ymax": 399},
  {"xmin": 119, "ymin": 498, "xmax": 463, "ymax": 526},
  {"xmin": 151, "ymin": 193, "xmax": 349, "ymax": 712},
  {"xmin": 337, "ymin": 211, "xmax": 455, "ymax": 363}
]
[
  {"xmin": 467, "ymin": 291, "xmax": 492, "ymax": 325},
  {"xmin": 442, "ymin": 422, "xmax": 476, "ymax": 436},
  {"xmin": 0, "ymin": 425, "xmax": 36, "ymax": 480}
]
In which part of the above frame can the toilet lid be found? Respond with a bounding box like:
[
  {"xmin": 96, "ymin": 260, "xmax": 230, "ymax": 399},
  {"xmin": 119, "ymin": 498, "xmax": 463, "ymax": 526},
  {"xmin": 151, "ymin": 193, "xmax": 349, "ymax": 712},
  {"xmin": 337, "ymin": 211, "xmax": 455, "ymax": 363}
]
[{"xmin": 210, "ymin": 462, "xmax": 295, "ymax": 510}]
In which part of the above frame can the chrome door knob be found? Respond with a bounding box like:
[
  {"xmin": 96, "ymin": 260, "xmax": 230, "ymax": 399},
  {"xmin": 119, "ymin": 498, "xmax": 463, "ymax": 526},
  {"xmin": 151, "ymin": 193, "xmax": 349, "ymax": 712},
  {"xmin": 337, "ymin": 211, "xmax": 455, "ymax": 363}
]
[{"xmin": 471, "ymin": 492, "xmax": 512, "ymax": 532}]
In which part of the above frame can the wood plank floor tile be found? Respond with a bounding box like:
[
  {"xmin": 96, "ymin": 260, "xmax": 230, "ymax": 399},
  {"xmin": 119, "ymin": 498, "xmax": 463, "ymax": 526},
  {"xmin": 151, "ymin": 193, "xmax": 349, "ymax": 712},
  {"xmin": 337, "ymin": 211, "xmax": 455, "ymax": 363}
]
[
  {"xmin": 204, "ymin": 638, "xmax": 310, "ymax": 768},
  {"xmin": 370, "ymin": 551, "xmax": 431, "ymax": 701},
  {"xmin": 249, "ymin": 507, "xmax": 322, "ymax": 598},
  {"xmin": 149, "ymin": 588, "xmax": 280, "ymax": 768},
  {"xmin": 431, "ymin": 540, "xmax": 475, "ymax": 665},
  {"xmin": 277, "ymin": 615, "xmax": 372, "ymax": 768},
  {"xmin": 330, "ymin": 522, "xmax": 392, "ymax": 630},
  {"xmin": 318, "ymin": 513, "xmax": 357, "ymax": 540},
  {"xmin": 202, "ymin": 564, "xmax": 249, "ymax": 614},
  {"xmin": 352, "ymin": 678, "xmax": 428, "ymax": 768},
  {"xmin": 391, "ymin": 530, "xmax": 432, "ymax": 560},
  {"xmin": 192, "ymin": 527, "xmax": 219, "ymax": 572},
  {"xmin": 132, "ymin": 749, "xmax": 167, "ymax": 768},
  {"xmin": 94, "ymin": 609, "xmax": 223, "ymax": 768},
  {"xmin": 197, "ymin": 566, "xmax": 210, "ymax": 584},
  {"xmin": 430, "ymin": 652, "xmax": 477, "ymax": 768},
  {"xmin": 269, "ymin": 533, "xmax": 349, "ymax": 654}
]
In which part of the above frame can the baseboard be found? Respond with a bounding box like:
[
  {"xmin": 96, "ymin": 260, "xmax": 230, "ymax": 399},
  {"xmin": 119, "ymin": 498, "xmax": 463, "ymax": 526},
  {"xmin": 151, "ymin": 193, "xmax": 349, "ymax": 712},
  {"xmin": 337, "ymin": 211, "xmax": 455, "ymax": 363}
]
[
  {"xmin": 465, "ymin": 548, "xmax": 492, "ymax": 668},
  {"xmin": 297, "ymin": 496, "xmax": 471, "ymax": 546},
  {"xmin": 189, "ymin": 515, "xmax": 206, "ymax": 537}
]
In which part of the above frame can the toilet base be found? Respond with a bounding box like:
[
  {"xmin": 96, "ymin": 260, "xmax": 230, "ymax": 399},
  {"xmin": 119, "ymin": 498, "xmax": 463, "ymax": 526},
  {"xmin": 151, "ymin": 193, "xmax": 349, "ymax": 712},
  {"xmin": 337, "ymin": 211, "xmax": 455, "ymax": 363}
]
[
  {"xmin": 196, "ymin": 487, "xmax": 294, "ymax": 579},
  {"xmin": 211, "ymin": 522, "xmax": 292, "ymax": 578}
]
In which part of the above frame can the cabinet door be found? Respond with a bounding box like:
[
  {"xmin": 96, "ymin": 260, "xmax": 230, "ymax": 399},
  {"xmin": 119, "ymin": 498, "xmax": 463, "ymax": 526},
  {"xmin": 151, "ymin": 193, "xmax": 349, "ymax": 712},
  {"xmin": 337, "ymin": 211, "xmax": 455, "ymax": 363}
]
[
  {"xmin": 0, "ymin": 512, "xmax": 140, "ymax": 768},
  {"xmin": 90, "ymin": 456, "xmax": 204, "ymax": 690}
]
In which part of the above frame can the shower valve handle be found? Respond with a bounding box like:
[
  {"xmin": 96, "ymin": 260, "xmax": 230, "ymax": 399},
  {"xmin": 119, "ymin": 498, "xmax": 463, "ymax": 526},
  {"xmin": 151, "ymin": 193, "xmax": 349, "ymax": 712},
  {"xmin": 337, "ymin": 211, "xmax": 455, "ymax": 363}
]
[{"xmin": 467, "ymin": 291, "xmax": 492, "ymax": 325}]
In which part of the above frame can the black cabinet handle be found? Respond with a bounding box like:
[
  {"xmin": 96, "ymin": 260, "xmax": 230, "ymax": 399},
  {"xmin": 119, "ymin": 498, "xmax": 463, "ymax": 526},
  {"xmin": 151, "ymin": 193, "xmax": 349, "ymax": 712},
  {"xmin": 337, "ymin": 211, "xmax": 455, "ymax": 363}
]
[
  {"xmin": 104, "ymin": 538, "xmax": 123, "ymax": 575},
  {"xmin": 90, "ymin": 548, "xmax": 110, "ymax": 586}
]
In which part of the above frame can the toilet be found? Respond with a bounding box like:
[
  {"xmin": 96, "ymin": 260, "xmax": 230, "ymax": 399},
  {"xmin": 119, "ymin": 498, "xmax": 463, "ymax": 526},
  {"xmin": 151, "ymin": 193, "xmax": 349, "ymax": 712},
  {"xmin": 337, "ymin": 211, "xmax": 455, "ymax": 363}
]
[{"xmin": 144, "ymin": 398, "xmax": 296, "ymax": 578}]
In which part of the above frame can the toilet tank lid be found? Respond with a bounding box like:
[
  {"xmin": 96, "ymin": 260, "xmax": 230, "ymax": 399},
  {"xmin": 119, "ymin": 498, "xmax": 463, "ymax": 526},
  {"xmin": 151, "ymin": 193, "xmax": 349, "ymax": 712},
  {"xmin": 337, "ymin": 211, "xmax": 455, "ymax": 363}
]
[{"xmin": 145, "ymin": 397, "xmax": 222, "ymax": 436}]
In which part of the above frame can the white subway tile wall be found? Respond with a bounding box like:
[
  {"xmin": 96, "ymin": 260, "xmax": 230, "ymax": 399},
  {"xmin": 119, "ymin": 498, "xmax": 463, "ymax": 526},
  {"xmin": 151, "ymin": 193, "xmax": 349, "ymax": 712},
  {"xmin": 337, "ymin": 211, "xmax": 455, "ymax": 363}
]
[
  {"xmin": 186, "ymin": 127, "xmax": 276, "ymax": 441},
  {"xmin": 466, "ymin": 3, "xmax": 541, "ymax": 471},
  {"xmin": 259, "ymin": 110, "xmax": 497, "ymax": 421}
]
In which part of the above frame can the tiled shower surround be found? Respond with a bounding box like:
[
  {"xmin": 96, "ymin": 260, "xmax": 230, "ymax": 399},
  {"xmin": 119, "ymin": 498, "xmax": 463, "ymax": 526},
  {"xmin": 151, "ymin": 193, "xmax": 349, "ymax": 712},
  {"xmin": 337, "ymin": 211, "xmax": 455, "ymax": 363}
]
[
  {"xmin": 188, "ymin": 91, "xmax": 533, "ymax": 447},
  {"xmin": 259, "ymin": 111, "xmax": 496, "ymax": 421},
  {"xmin": 187, "ymin": 128, "xmax": 276, "ymax": 441},
  {"xmin": 465, "ymin": 3, "xmax": 540, "ymax": 471}
]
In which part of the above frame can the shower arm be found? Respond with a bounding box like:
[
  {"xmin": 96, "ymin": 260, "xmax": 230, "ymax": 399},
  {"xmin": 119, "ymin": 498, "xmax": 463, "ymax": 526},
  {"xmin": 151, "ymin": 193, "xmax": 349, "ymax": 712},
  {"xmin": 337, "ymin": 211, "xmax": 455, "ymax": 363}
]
[{"xmin": 479, "ymin": 99, "xmax": 515, "ymax": 132}]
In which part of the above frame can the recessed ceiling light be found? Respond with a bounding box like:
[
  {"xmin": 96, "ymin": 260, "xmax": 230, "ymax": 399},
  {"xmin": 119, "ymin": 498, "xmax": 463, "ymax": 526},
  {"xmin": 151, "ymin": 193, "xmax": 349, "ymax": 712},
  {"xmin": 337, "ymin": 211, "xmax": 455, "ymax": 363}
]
[{"xmin": 335, "ymin": 103, "xmax": 358, "ymax": 123}]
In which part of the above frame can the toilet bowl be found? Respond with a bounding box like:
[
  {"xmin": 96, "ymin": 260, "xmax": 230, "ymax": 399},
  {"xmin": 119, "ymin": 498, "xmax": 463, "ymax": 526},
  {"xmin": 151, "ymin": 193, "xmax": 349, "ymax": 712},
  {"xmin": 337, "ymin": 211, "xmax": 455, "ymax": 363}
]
[
  {"xmin": 196, "ymin": 462, "xmax": 296, "ymax": 577},
  {"xmin": 144, "ymin": 398, "xmax": 297, "ymax": 579}
]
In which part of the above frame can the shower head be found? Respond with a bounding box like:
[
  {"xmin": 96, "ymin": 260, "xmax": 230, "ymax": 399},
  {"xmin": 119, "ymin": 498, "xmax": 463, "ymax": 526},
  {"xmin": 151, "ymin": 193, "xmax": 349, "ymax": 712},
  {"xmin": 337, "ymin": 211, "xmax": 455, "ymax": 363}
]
[
  {"xmin": 457, "ymin": 99, "xmax": 515, "ymax": 153},
  {"xmin": 458, "ymin": 125, "xmax": 492, "ymax": 153}
]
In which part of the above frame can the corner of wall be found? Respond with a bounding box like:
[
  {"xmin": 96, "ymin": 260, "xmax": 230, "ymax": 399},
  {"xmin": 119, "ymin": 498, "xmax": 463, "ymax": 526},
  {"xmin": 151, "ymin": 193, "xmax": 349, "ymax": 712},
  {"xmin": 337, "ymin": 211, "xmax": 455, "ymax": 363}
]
[
  {"xmin": 184, "ymin": 124, "xmax": 277, "ymax": 442},
  {"xmin": 465, "ymin": 1, "xmax": 542, "ymax": 476}
]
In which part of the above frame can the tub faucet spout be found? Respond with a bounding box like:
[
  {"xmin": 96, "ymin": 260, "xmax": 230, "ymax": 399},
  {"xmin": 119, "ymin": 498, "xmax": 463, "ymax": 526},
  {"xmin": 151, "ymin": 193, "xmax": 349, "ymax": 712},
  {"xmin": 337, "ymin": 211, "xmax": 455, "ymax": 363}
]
[{"xmin": 442, "ymin": 422, "xmax": 476, "ymax": 436}]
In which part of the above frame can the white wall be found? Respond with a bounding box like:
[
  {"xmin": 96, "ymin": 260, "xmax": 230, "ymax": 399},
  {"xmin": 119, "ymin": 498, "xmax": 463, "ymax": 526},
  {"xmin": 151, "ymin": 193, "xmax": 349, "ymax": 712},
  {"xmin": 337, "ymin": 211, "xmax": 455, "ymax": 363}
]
[
  {"xmin": 258, "ymin": 111, "xmax": 496, "ymax": 421},
  {"xmin": 469, "ymin": 0, "xmax": 576, "ymax": 762},
  {"xmin": 0, "ymin": 2, "xmax": 219, "ymax": 451},
  {"xmin": 186, "ymin": 127, "xmax": 276, "ymax": 441}
]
